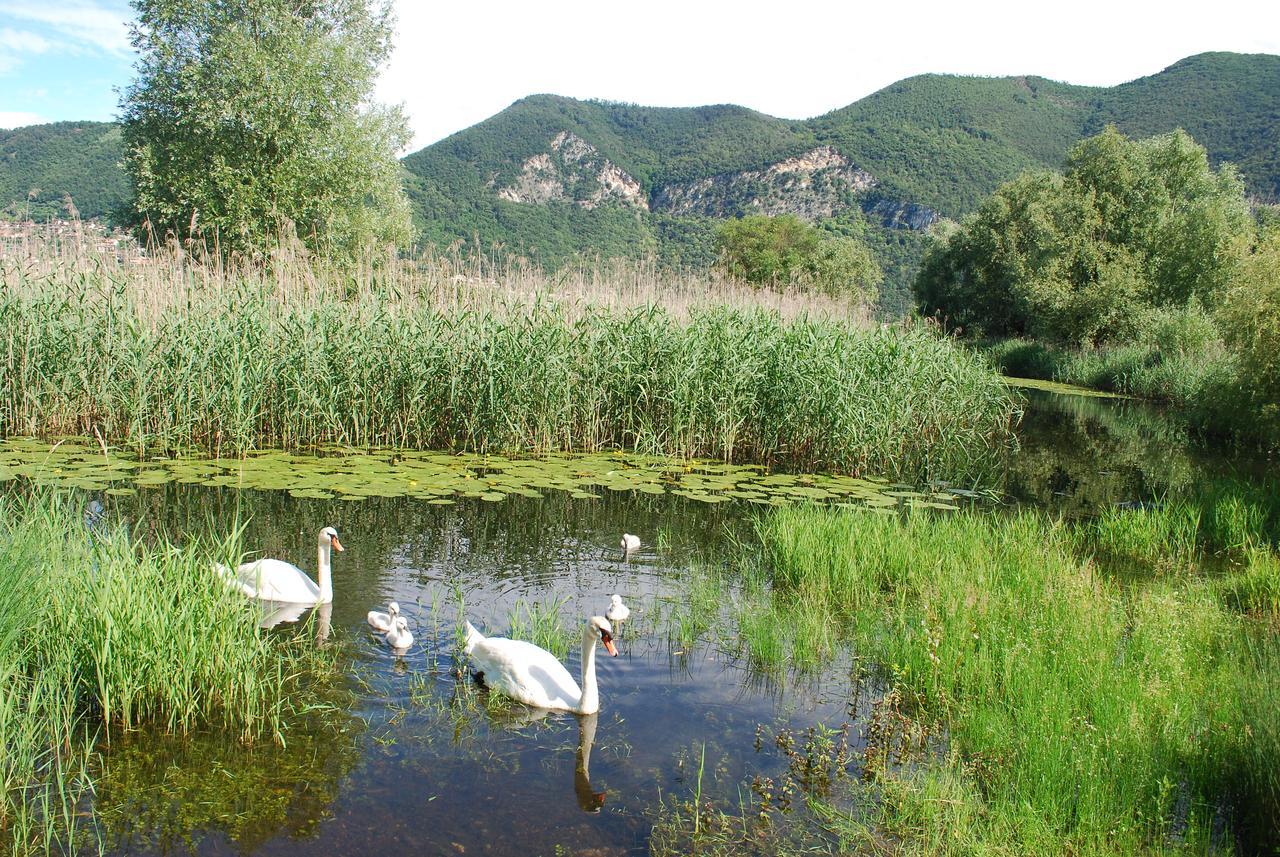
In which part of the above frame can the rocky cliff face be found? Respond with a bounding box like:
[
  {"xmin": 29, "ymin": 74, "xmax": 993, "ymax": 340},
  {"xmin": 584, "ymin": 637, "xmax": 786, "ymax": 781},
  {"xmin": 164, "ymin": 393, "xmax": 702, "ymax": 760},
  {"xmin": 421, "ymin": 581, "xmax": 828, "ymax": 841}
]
[
  {"xmin": 650, "ymin": 146, "xmax": 876, "ymax": 220},
  {"xmin": 861, "ymin": 196, "xmax": 941, "ymax": 230},
  {"xmin": 494, "ymin": 134, "xmax": 939, "ymax": 232},
  {"xmin": 496, "ymin": 132, "xmax": 648, "ymax": 210}
]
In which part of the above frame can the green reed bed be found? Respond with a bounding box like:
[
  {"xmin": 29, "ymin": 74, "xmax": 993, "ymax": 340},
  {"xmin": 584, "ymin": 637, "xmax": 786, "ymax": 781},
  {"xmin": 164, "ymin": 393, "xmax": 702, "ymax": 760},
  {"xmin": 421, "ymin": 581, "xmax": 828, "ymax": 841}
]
[
  {"xmin": 728, "ymin": 504, "xmax": 1279, "ymax": 855},
  {"xmin": 0, "ymin": 269, "xmax": 1016, "ymax": 482},
  {"xmin": 0, "ymin": 493, "xmax": 337, "ymax": 855}
]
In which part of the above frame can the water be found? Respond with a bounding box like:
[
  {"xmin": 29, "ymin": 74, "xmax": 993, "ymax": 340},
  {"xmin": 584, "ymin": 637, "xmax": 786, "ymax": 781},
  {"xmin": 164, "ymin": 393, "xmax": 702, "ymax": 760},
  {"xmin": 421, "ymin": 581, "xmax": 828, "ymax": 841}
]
[{"xmin": 10, "ymin": 384, "xmax": 1273, "ymax": 855}]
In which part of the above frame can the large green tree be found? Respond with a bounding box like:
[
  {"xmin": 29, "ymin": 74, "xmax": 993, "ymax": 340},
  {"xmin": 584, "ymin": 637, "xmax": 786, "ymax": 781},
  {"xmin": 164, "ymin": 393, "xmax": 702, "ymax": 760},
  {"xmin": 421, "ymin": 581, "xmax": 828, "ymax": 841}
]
[
  {"xmin": 120, "ymin": 0, "xmax": 412, "ymax": 254},
  {"xmin": 915, "ymin": 127, "xmax": 1250, "ymax": 344},
  {"xmin": 715, "ymin": 214, "xmax": 881, "ymax": 301}
]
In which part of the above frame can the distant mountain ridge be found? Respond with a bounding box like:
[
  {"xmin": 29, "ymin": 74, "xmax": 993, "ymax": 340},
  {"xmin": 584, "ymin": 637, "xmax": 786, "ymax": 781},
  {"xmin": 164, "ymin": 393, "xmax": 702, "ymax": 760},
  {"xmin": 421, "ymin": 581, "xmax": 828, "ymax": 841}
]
[{"xmin": 3, "ymin": 52, "xmax": 1277, "ymax": 313}]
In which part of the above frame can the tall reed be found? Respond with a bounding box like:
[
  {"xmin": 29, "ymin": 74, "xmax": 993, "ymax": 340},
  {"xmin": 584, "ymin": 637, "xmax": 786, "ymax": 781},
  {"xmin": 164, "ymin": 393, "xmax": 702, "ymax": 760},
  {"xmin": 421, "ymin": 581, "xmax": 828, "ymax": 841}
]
[
  {"xmin": 0, "ymin": 492, "xmax": 336, "ymax": 855},
  {"xmin": 0, "ymin": 260, "xmax": 1017, "ymax": 481}
]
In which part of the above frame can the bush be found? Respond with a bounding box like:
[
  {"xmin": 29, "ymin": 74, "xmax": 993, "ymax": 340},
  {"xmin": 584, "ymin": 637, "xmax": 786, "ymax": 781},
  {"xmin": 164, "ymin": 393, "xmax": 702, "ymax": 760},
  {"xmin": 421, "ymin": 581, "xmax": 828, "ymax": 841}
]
[{"xmin": 715, "ymin": 214, "xmax": 881, "ymax": 301}]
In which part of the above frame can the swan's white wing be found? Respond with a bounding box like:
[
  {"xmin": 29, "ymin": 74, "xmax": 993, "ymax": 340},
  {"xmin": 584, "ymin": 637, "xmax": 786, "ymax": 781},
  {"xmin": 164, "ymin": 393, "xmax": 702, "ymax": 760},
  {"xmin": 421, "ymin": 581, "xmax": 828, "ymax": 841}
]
[
  {"xmin": 235, "ymin": 559, "xmax": 321, "ymax": 604},
  {"xmin": 214, "ymin": 563, "xmax": 257, "ymax": 598},
  {"xmin": 367, "ymin": 610, "xmax": 393, "ymax": 631},
  {"xmin": 470, "ymin": 637, "xmax": 581, "ymax": 711}
]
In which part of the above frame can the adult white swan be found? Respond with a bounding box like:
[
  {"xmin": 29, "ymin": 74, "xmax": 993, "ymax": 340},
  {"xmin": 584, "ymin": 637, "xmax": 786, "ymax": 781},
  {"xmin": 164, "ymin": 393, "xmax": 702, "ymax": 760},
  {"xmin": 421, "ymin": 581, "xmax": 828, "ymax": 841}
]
[
  {"xmin": 463, "ymin": 616, "xmax": 618, "ymax": 714},
  {"xmin": 219, "ymin": 527, "xmax": 343, "ymax": 605}
]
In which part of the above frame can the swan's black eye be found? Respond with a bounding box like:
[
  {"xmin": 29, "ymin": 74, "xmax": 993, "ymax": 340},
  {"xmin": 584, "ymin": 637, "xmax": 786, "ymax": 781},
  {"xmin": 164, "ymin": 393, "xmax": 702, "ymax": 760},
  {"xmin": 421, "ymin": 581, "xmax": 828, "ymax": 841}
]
[{"xmin": 600, "ymin": 629, "xmax": 613, "ymax": 644}]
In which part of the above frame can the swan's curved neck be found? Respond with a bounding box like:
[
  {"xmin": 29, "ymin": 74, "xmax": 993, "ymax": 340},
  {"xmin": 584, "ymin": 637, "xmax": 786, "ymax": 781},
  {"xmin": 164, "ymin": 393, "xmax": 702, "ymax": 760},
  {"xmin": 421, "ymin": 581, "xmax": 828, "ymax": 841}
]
[
  {"xmin": 316, "ymin": 540, "xmax": 333, "ymax": 603},
  {"xmin": 578, "ymin": 625, "xmax": 600, "ymax": 715}
]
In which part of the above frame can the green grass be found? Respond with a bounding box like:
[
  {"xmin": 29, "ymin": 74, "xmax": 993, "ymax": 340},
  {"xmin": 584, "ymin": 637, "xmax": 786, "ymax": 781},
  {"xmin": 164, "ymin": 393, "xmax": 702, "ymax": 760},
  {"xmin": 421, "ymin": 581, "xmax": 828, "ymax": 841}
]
[
  {"xmin": 0, "ymin": 492, "xmax": 338, "ymax": 855},
  {"xmin": 727, "ymin": 503, "xmax": 1279, "ymax": 854},
  {"xmin": 0, "ymin": 263, "xmax": 1017, "ymax": 482},
  {"xmin": 506, "ymin": 596, "xmax": 574, "ymax": 660}
]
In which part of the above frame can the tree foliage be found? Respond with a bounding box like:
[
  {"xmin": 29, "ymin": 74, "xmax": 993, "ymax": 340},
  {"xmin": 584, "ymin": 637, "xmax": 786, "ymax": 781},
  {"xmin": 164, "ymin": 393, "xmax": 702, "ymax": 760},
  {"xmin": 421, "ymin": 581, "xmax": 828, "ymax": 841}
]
[
  {"xmin": 715, "ymin": 214, "xmax": 880, "ymax": 300},
  {"xmin": 1219, "ymin": 229, "xmax": 1280, "ymax": 427},
  {"xmin": 120, "ymin": 0, "xmax": 412, "ymax": 254},
  {"xmin": 914, "ymin": 127, "xmax": 1251, "ymax": 344}
]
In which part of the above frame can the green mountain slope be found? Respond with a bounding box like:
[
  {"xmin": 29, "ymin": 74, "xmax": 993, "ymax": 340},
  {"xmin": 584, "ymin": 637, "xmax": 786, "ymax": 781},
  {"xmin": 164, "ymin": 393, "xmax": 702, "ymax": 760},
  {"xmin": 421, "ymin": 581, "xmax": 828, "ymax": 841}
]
[
  {"xmin": 1087, "ymin": 52, "xmax": 1280, "ymax": 201},
  {"xmin": 807, "ymin": 75, "xmax": 1103, "ymax": 216},
  {"xmin": 4, "ymin": 52, "xmax": 1276, "ymax": 314},
  {"xmin": 0, "ymin": 121, "xmax": 128, "ymax": 221}
]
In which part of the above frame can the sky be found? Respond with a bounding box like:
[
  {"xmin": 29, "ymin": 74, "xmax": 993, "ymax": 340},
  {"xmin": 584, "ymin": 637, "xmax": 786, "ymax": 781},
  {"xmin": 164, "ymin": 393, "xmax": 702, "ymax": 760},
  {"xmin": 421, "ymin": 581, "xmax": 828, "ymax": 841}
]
[{"xmin": 2, "ymin": 0, "xmax": 1278, "ymax": 152}]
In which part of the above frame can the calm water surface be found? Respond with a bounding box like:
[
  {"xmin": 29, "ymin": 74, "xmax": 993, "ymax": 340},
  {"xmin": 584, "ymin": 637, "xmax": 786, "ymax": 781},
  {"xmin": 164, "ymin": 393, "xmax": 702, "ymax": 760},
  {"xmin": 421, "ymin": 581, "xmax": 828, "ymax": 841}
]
[{"xmin": 48, "ymin": 387, "xmax": 1273, "ymax": 855}]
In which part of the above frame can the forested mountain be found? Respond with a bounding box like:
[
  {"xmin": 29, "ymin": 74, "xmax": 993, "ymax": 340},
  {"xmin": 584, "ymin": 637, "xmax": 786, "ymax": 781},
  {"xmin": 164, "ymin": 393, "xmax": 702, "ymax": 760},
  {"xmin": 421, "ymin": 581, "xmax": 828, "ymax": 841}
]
[
  {"xmin": 4, "ymin": 52, "xmax": 1277, "ymax": 313},
  {"xmin": 0, "ymin": 122, "xmax": 128, "ymax": 221}
]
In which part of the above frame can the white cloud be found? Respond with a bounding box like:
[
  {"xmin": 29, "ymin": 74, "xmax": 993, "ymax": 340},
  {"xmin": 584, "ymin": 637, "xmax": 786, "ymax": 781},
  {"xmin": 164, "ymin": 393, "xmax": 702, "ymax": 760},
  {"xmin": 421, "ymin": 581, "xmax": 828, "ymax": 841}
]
[
  {"xmin": 0, "ymin": 27, "xmax": 51, "ymax": 54},
  {"xmin": 0, "ymin": 0, "xmax": 131, "ymax": 57},
  {"xmin": 0, "ymin": 110, "xmax": 49, "ymax": 127},
  {"xmin": 0, "ymin": 26, "xmax": 52, "ymax": 74}
]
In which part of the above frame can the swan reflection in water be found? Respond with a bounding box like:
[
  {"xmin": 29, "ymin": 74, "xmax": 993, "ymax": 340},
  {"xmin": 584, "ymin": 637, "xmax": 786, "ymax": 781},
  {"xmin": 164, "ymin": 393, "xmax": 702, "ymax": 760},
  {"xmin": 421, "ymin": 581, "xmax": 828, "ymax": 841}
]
[
  {"xmin": 575, "ymin": 712, "xmax": 607, "ymax": 813},
  {"xmin": 477, "ymin": 702, "xmax": 608, "ymax": 814},
  {"xmin": 255, "ymin": 600, "xmax": 333, "ymax": 644}
]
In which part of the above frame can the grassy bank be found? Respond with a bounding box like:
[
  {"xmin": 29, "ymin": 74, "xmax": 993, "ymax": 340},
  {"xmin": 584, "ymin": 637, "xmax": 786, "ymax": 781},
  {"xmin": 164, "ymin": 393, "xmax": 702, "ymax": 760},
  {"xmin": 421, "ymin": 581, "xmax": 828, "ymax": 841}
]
[
  {"xmin": 983, "ymin": 336, "xmax": 1277, "ymax": 448},
  {"xmin": 0, "ymin": 256, "xmax": 1017, "ymax": 481},
  {"xmin": 0, "ymin": 493, "xmax": 338, "ymax": 855},
  {"xmin": 663, "ymin": 493, "xmax": 1279, "ymax": 855}
]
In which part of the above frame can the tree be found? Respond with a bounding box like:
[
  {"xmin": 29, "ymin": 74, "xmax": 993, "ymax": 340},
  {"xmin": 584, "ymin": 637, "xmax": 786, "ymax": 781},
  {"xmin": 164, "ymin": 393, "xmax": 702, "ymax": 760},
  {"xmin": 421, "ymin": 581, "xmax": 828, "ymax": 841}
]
[
  {"xmin": 715, "ymin": 214, "xmax": 880, "ymax": 301},
  {"xmin": 715, "ymin": 214, "xmax": 819, "ymax": 286},
  {"xmin": 120, "ymin": 0, "xmax": 413, "ymax": 255},
  {"xmin": 1219, "ymin": 228, "xmax": 1280, "ymax": 428},
  {"xmin": 914, "ymin": 127, "xmax": 1250, "ymax": 345}
]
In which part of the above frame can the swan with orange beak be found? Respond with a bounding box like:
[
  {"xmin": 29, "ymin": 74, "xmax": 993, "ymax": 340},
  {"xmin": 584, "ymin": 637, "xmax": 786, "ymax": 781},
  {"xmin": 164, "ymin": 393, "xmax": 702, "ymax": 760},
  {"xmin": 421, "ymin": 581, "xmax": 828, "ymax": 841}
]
[
  {"xmin": 217, "ymin": 526, "xmax": 344, "ymax": 605},
  {"xmin": 464, "ymin": 615, "xmax": 619, "ymax": 714}
]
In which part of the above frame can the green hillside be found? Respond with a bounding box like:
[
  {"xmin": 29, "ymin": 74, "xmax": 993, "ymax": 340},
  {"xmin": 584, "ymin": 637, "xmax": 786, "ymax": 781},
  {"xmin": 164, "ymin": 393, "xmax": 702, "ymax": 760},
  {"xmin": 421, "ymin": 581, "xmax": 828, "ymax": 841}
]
[
  {"xmin": 0, "ymin": 122, "xmax": 128, "ymax": 221},
  {"xmin": 4, "ymin": 52, "xmax": 1277, "ymax": 314},
  {"xmin": 806, "ymin": 75, "xmax": 1102, "ymax": 216},
  {"xmin": 1087, "ymin": 52, "xmax": 1280, "ymax": 201}
]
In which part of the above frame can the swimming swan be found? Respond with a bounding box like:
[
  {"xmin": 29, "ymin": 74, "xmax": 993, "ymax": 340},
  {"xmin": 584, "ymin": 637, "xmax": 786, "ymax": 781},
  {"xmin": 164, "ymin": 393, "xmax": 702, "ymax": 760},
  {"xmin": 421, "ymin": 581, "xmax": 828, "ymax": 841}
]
[
  {"xmin": 385, "ymin": 615, "xmax": 414, "ymax": 650},
  {"xmin": 218, "ymin": 527, "xmax": 343, "ymax": 605},
  {"xmin": 620, "ymin": 533, "xmax": 640, "ymax": 553},
  {"xmin": 368, "ymin": 601, "xmax": 401, "ymax": 633},
  {"xmin": 606, "ymin": 594, "xmax": 630, "ymax": 623},
  {"xmin": 463, "ymin": 616, "xmax": 618, "ymax": 714}
]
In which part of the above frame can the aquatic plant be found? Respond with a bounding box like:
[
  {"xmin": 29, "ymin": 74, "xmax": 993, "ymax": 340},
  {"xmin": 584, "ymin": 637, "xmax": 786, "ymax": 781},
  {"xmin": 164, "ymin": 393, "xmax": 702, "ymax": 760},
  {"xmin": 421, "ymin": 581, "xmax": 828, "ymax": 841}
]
[
  {"xmin": 0, "ymin": 492, "xmax": 339, "ymax": 855},
  {"xmin": 741, "ymin": 504, "xmax": 1278, "ymax": 854},
  {"xmin": 0, "ymin": 261, "xmax": 1017, "ymax": 482},
  {"xmin": 506, "ymin": 596, "xmax": 574, "ymax": 660}
]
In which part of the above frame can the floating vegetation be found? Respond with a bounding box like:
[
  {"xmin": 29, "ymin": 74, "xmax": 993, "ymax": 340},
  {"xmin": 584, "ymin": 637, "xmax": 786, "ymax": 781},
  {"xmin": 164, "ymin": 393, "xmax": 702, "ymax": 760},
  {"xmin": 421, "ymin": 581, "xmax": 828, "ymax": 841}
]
[
  {"xmin": 1002, "ymin": 375, "xmax": 1131, "ymax": 399},
  {"xmin": 0, "ymin": 439, "xmax": 969, "ymax": 511}
]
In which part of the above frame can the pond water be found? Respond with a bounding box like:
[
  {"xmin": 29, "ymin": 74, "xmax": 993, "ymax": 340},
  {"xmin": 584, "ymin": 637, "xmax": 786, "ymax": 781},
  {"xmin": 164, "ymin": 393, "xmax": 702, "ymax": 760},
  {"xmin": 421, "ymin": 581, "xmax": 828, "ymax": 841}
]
[{"xmin": 4, "ymin": 383, "xmax": 1273, "ymax": 856}]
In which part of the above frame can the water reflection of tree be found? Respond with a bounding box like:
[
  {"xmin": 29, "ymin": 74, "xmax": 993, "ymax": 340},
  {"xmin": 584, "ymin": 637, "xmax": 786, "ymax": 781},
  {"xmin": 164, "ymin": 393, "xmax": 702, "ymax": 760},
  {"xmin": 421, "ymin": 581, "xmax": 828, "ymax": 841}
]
[
  {"xmin": 106, "ymin": 485, "xmax": 753, "ymax": 598},
  {"xmin": 1001, "ymin": 390, "xmax": 1254, "ymax": 514},
  {"xmin": 91, "ymin": 702, "xmax": 364, "ymax": 853}
]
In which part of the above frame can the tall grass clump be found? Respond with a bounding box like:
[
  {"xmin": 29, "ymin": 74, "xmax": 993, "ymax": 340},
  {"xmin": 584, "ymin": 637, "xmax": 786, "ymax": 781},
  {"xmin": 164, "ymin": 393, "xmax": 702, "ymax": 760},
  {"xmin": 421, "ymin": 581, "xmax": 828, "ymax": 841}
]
[
  {"xmin": 0, "ymin": 492, "xmax": 336, "ymax": 855},
  {"xmin": 0, "ymin": 259, "xmax": 1016, "ymax": 482},
  {"xmin": 747, "ymin": 505, "xmax": 1277, "ymax": 854}
]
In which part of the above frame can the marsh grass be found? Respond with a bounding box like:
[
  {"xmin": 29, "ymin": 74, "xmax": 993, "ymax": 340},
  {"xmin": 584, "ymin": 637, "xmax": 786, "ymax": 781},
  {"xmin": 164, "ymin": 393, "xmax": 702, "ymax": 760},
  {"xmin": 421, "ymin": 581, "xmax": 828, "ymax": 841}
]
[
  {"xmin": 735, "ymin": 504, "xmax": 1279, "ymax": 854},
  {"xmin": 506, "ymin": 596, "xmax": 574, "ymax": 660},
  {"xmin": 1074, "ymin": 476, "xmax": 1280, "ymax": 578},
  {"xmin": 0, "ymin": 249, "xmax": 1017, "ymax": 481},
  {"xmin": 0, "ymin": 492, "xmax": 339, "ymax": 855}
]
